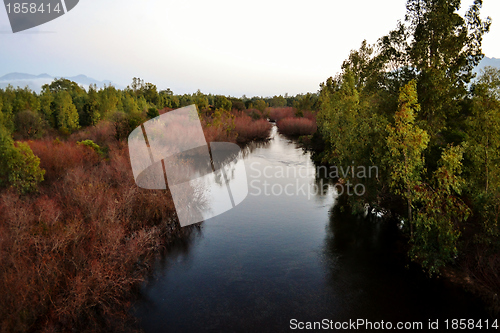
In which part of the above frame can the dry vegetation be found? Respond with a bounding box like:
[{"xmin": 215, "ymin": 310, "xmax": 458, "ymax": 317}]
[
  {"xmin": 0, "ymin": 122, "xmax": 189, "ymax": 332},
  {"xmin": 0, "ymin": 106, "xmax": 315, "ymax": 332},
  {"xmin": 276, "ymin": 117, "xmax": 317, "ymax": 136}
]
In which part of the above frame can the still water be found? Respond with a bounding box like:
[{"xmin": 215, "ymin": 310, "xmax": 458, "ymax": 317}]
[{"xmin": 133, "ymin": 126, "xmax": 489, "ymax": 332}]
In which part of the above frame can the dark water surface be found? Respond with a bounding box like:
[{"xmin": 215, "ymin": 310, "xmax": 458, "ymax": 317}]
[{"xmin": 133, "ymin": 127, "xmax": 491, "ymax": 332}]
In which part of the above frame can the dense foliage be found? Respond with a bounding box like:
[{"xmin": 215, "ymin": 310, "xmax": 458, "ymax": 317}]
[{"xmin": 315, "ymin": 0, "xmax": 498, "ymax": 301}]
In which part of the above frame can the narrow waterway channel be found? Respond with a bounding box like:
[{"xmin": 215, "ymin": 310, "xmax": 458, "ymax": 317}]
[{"xmin": 133, "ymin": 125, "xmax": 490, "ymax": 332}]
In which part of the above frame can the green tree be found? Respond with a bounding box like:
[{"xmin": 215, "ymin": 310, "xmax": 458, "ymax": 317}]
[
  {"xmin": 80, "ymin": 85, "xmax": 101, "ymax": 127},
  {"xmin": 142, "ymin": 82, "xmax": 159, "ymax": 106},
  {"xmin": 44, "ymin": 78, "xmax": 85, "ymax": 95},
  {"xmin": 253, "ymin": 99, "xmax": 267, "ymax": 113},
  {"xmin": 0, "ymin": 126, "xmax": 45, "ymax": 194},
  {"xmin": 386, "ymin": 80, "xmax": 430, "ymax": 236},
  {"xmin": 147, "ymin": 106, "xmax": 159, "ymax": 119},
  {"xmin": 54, "ymin": 91, "xmax": 79, "ymax": 133},
  {"xmin": 0, "ymin": 94, "xmax": 4, "ymax": 129},
  {"xmin": 122, "ymin": 93, "xmax": 139, "ymax": 114},
  {"xmin": 214, "ymin": 95, "xmax": 232, "ymax": 111},
  {"xmin": 0, "ymin": 86, "xmax": 15, "ymax": 131},
  {"xmin": 270, "ymin": 95, "xmax": 287, "ymax": 107},
  {"xmin": 318, "ymin": 71, "xmax": 370, "ymax": 166},
  {"xmin": 98, "ymin": 85, "xmax": 120, "ymax": 116},
  {"xmin": 465, "ymin": 67, "xmax": 500, "ymax": 244},
  {"xmin": 12, "ymin": 87, "xmax": 40, "ymax": 115},
  {"xmin": 15, "ymin": 110, "xmax": 45, "ymax": 139},
  {"xmin": 387, "ymin": 0, "xmax": 491, "ymax": 139},
  {"xmin": 412, "ymin": 145, "xmax": 470, "ymax": 273},
  {"xmin": 193, "ymin": 90, "xmax": 209, "ymax": 111},
  {"xmin": 39, "ymin": 87, "xmax": 55, "ymax": 128},
  {"xmin": 466, "ymin": 67, "xmax": 500, "ymax": 193}
]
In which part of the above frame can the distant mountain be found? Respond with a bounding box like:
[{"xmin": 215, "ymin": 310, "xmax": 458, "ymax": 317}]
[
  {"xmin": 0, "ymin": 72, "xmax": 57, "ymax": 81},
  {"xmin": 0, "ymin": 73, "xmax": 123, "ymax": 93},
  {"xmin": 475, "ymin": 56, "xmax": 500, "ymax": 74}
]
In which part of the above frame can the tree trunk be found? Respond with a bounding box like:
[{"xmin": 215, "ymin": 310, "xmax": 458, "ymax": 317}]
[
  {"xmin": 485, "ymin": 140, "xmax": 489, "ymax": 193},
  {"xmin": 408, "ymin": 196, "xmax": 413, "ymax": 238}
]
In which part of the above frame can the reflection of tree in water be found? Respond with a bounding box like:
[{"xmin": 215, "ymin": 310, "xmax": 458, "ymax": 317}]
[
  {"xmin": 321, "ymin": 197, "xmax": 409, "ymax": 321},
  {"xmin": 239, "ymin": 139, "xmax": 272, "ymax": 158},
  {"xmin": 166, "ymin": 143, "xmax": 243, "ymax": 185},
  {"xmin": 138, "ymin": 223, "xmax": 203, "ymax": 305},
  {"xmin": 321, "ymin": 198, "xmax": 487, "ymax": 322}
]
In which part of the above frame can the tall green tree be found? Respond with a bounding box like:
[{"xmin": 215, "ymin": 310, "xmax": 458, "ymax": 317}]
[
  {"xmin": 39, "ymin": 87, "xmax": 55, "ymax": 128},
  {"xmin": 412, "ymin": 145, "xmax": 470, "ymax": 273},
  {"xmin": 382, "ymin": 0, "xmax": 491, "ymax": 140},
  {"xmin": 214, "ymin": 95, "xmax": 232, "ymax": 111},
  {"xmin": 54, "ymin": 91, "xmax": 79, "ymax": 133},
  {"xmin": 466, "ymin": 67, "xmax": 500, "ymax": 193},
  {"xmin": 386, "ymin": 80, "xmax": 430, "ymax": 236},
  {"xmin": 318, "ymin": 71, "xmax": 373, "ymax": 167},
  {"xmin": 465, "ymin": 67, "xmax": 500, "ymax": 244},
  {"xmin": 80, "ymin": 85, "xmax": 101, "ymax": 127},
  {"xmin": 99, "ymin": 85, "xmax": 121, "ymax": 116}
]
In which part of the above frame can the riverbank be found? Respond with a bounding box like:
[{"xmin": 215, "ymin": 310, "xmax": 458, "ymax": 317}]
[{"xmin": 0, "ymin": 111, "xmax": 275, "ymax": 332}]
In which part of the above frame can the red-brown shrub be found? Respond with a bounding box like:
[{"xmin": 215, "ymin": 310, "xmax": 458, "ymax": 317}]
[
  {"xmin": 70, "ymin": 121, "xmax": 117, "ymax": 148},
  {"xmin": 1, "ymin": 103, "xmax": 275, "ymax": 331},
  {"xmin": 244, "ymin": 108, "xmax": 266, "ymax": 120},
  {"xmin": 202, "ymin": 121, "xmax": 238, "ymax": 144},
  {"xmin": 28, "ymin": 140, "xmax": 100, "ymax": 183},
  {"xmin": 303, "ymin": 110, "xmax": 316, "ymax": 121},
  {"xmin": 0, "ymin": 137, "xmax": 189, "ymax": 332},
  {"xmin": 276, "ymin": 117, "xmax": 317, "ymax": 136},
  {"xmin": 234, "ymin": 113, "xmax": 272, "ymax": 143},
  {"xmin": 268, "ymin": 107, "xmax": 295, "ymax": 122}
]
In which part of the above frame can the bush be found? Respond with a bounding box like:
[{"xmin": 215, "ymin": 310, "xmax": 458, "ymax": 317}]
[
  {"xmin": 231, "ymin": 100, "xmax": 245, "ymax": 111},
  {"xmin": 147, "ymin": 107, "xmax": 159, "ymax": 119},
  {"xmin": 110, "ymin": 111, "xmax": 145, "ymax": 141},
  {"xmin": 268, "ymin": 107, "xmax": 295, "ymax": 122},
  {"xmin": 0, "ymin": 127, "xmax": 45, "ymax": 194},
  {"xmin": 70, "ymin": 120, "xmax": 116, "ymax": 148},
  {"xmin": 253, "ymin": 99, "xmax": 267, "ymax": 113},
  {"xmin": 276, "ymin": 117, "xmax": 317, "ymax": 136},
  {"xmin": 0, "ymin": 137, "xmax": 187, "ymax": 332},
  {"xmin": 78, "ymin": 139, "xmax": 104, "ymax": 157},
  {"xmin": 234, "ymin": 113, "xmax": 272, "ymax": 143},
  {"xmin": 15, "ymin": 110, "xmax": 45, "ymax": 139},
  {"xmin": 249, "ymin": 109, "xmax": 262, "ymax": 120},
  {"xmin": 29, "ymin": 139, "xmax": 99, "ymax": 183}
]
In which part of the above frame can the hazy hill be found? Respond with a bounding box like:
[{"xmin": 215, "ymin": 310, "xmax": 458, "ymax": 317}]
[
  {"xmin": 475, "ymin": 56, "xmax": 500, "ymax": 74},
  {"xmin": 0, "ymin": 73, "xmax": 123, "ymax": 93},
  {"xmin": 0, "ymin": 57, "xmax": 498, "ymax": 93}
]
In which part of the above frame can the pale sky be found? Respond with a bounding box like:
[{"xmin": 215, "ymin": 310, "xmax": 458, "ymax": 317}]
[{"xmin": 0, "ymin": 0, "xmax": 499, "ymax": 97}]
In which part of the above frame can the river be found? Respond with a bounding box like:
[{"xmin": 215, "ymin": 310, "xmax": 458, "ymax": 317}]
[{"xmin": 133, "ymin": 125, "xmax": 490, "ymax": 332}]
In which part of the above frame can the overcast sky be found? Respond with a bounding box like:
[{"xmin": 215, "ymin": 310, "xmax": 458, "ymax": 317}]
[{"xmin": 1, "ymin": 0, "xmax": 499, "ymax": 97}]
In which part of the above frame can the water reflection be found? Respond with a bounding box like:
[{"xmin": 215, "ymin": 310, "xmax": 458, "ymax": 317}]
[
  {"xmin": 133, "ymin": 124, "xmax": 491, "ymax": 333},
  {"xmin": 322, "ymin": 202, "xmax": 489, "ymax": 322},
  {"xmin": 239, "ymin": 136, "xmax": 272, "ymax": 158}
]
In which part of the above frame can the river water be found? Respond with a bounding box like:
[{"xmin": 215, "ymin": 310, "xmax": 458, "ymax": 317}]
[{"xmin": 133, "ymin": 126, "xmax": 490, "ymax": 332}]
